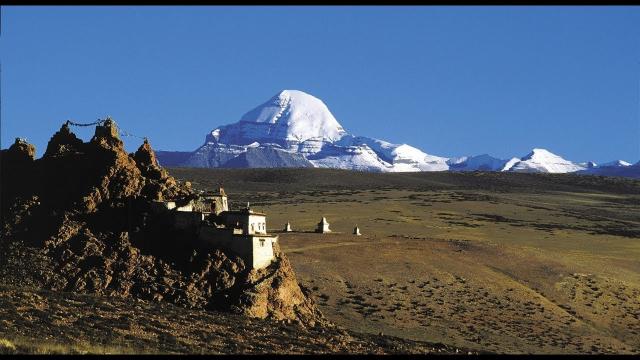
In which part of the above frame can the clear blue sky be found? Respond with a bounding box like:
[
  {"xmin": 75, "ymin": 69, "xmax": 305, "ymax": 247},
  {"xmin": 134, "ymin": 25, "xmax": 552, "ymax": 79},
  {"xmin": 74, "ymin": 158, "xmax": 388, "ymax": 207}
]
[{"xmin": 2, "ymin": 6, "xmax": 640, "ymax": 163}]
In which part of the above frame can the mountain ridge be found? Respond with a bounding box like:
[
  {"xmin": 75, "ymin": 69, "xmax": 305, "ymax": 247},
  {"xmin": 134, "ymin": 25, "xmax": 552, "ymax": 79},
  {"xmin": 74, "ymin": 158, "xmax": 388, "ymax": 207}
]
[{"xmin": 156, "ymin": 90, "xmax": 638, "ymax": 178}]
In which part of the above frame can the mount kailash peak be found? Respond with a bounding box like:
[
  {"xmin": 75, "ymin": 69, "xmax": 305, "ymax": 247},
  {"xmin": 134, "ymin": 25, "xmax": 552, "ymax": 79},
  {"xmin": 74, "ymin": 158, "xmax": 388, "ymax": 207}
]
[{"xmin": 156, "ymin": 90, "xmax": 638, "ymax": 178}]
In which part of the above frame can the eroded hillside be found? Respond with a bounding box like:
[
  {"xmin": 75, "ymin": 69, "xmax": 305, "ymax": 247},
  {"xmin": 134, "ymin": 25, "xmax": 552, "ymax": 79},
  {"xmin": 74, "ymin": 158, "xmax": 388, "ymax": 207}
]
[{"xmin": 0, "ymin": 120, "xmax": 321, "ymax": 326}]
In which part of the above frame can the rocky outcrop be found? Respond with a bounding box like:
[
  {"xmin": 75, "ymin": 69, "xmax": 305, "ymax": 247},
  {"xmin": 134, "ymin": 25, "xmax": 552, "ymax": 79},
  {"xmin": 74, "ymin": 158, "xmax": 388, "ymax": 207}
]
[
  {"xmin": 6, "ymin": 137, "xmax": 36, "ymax": 161},
  {"xmin": 0, "ymin": 119, "xmax": 323, "ymax": 326},
  {"xmin": 0, "ymin": 138, "xmax": 38, "ymax": 209},
  {"xmin": 43, "ymin": 122, "xmax": 84, "ymax": 158},
  {"xmin": 231, "ymin": 243, "xmax": 322, "ymax": 325}
]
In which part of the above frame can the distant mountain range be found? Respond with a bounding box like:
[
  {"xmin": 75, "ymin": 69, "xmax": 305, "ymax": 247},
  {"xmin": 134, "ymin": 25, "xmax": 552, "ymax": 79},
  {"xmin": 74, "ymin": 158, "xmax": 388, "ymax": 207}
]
[{"xmin": 157, "ymin": 90, "xmax": 639, "ymax": 179}]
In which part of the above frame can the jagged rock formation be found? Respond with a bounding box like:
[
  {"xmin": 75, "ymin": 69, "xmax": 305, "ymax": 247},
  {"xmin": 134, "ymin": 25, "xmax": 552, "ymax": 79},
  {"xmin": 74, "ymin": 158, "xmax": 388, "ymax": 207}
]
[
  {"xmin": 1, "ymin": 138, "xmax": 37, "ymax": 206},
  {"xmin": 0, "ymin": 119, "xmax": 323, "ymax": 326}
]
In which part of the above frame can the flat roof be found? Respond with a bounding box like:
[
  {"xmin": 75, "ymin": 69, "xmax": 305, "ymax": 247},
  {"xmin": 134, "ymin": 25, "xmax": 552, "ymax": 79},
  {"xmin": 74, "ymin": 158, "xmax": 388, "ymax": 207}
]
[
  {"xmin": 222, "ymin": 210, "xmax": 266, "ymax": 216},
  {"xmin": 232, "ymin": 233, "xmax": 278, "ymax": 239}
]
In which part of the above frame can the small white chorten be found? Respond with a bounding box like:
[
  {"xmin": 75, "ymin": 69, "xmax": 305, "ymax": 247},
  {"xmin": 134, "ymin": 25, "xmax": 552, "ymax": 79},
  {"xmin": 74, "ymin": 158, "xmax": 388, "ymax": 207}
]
[
  {"xmin": 353, "ymin": 225, "xmax": 361, "ymax": 236},
  {"xmin": 284, "ymin": 222, "xmax": 293, "ymax": 232},
  {"xmin": 316, "ymin": 217, "xmax": 331, "ymax": 233}
]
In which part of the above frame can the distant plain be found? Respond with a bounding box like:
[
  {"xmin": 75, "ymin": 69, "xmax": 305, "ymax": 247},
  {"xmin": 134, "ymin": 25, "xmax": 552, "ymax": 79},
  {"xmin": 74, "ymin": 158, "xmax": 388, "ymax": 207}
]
[{"xmin": 168, "ymin": 168, "xmax": 640, "ymax": 354}]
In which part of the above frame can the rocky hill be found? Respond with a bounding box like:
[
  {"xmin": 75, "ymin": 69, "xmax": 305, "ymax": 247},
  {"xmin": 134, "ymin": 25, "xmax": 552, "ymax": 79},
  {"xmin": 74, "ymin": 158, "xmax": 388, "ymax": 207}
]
[{"xmin": 0, "ymin": 119, "xmax": 322, "ymax": 325}]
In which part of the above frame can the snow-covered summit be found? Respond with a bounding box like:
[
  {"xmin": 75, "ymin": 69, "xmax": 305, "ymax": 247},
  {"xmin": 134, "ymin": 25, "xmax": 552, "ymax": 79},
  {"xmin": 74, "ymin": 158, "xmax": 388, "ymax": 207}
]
[
  {"xmin": 208, "ymin": 90, "xmax": 347, "ymax": 146},
  {"xmin": 242, "ymin": 90, "xmax": 344, "ymax": 134},
  {"xmin": 176, "ymin": 90, "xmax": 450, "ymax": 172},
  {"xmin": 508, "ymin": 148, "xmax": 586, "ymax": 173}
]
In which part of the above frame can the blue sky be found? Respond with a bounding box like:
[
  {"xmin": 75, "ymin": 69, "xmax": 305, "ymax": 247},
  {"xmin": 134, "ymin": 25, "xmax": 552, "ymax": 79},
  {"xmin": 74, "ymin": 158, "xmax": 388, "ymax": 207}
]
[{"xmin": 2, "ymin": 6, "xmax": 639, "ymax": 163}]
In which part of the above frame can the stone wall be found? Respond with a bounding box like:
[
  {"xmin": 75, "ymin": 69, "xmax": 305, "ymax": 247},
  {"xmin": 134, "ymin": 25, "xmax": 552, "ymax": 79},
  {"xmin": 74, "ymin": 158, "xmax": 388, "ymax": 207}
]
[
  {"xmin": 198, "ymin": 227, "xmax": 251, "ymax": 260},
  {"xmin": 251, "ymin": 235, "xmax": 278, "ymax": 269},
  {"xmin": 197, "ymin": 226, "xmax": 276, "ymax": 269}
]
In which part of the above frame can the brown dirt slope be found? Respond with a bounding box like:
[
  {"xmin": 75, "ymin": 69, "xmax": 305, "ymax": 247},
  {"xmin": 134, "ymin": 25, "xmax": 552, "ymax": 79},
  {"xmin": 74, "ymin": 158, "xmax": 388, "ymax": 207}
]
[{"xmin": 0, "ymin": 285, "xmax": 466, "ymax": 354}]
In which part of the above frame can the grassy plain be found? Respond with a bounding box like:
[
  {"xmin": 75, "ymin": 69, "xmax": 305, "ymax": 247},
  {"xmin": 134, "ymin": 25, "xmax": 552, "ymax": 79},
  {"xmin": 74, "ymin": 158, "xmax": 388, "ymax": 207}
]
[
  {"xmin": 0, "ymin": 286, "xmax": 456, "ymax": 354},
  {"xmin": 169, "ymin": 168, "xmax": 640, "ymax": 354}
]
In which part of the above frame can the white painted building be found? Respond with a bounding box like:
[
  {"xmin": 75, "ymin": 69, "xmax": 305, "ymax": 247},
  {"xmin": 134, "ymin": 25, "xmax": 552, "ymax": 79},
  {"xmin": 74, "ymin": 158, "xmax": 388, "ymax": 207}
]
[
  {"xmin": 223, "ymin": 207, "xmax": 268, "ymax": 235},
  {"xmin": 153, "ymin": 188, "xmax": 278, "ymax": 270},
  {"xmin": 200, "ymin": 205, "xmax": 277, "ymax": 269}
]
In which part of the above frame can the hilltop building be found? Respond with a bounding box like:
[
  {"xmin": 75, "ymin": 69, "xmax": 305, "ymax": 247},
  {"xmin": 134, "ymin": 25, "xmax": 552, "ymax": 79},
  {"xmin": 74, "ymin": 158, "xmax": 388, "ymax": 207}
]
[{"xmin": 151, "ymin": 187, "xmax": 277, "ymax": 269}]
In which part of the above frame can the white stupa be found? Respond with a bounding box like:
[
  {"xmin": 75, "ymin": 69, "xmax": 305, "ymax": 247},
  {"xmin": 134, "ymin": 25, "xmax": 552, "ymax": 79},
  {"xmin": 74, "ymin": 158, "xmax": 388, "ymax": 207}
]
[{"xmin": 316, "ymin": 217, "xmax": 331, "ymax": 233}]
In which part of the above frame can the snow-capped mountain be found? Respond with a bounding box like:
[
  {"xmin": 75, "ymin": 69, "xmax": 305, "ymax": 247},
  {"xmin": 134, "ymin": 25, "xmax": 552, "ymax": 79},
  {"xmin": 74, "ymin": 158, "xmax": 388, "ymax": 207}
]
[
  {"xmin": 156, "ymin": 89, "xmax": 638, "ymax": 178},
  {"xmin": 158, "ymin": 90, "xmax": 448, "ymax": 172},
  {"xmin": 578, "ymin": 159, "xmax": 640, "ymax": 178},
  {"xmin": 507, "ymin": 148, "xmax": 587, "ymax": 173},
  {"xmin": 208, "ymin": 89, "xmax": 346, "ymax": 147}
]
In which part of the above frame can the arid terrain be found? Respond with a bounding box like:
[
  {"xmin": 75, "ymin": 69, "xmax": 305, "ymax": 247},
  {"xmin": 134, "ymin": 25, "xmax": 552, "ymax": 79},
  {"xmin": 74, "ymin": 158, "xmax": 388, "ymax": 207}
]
[
  {"xmin": 2, "ymin": 122, "xmax": 638, "ymax": 354},
  {"xmin": 0, "ymin": 286, "xmax": 460, "ymax": 355},
  {"xmin": 167, "ymin": 167, "xmax": 640, "ymax": 354},
  {"xmin": 0, "ymin": 124, "xmax": 466, "ymax": 354}
]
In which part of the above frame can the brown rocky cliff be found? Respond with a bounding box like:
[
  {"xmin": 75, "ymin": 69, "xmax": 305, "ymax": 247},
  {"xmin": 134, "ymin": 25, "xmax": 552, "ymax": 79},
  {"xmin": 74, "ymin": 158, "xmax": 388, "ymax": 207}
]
[
  {"xmin": 1, "ymin": 138, "xmax": 38, "ymax": 218},
  {"xmin": 43, "ymin": 122, "xmax": 84, "ymax": 158},
  {"xmin": 132, "ymin": 138, "xmax": 181, "ymax": 200},
  {"xmin": 6, "ymin": 137, "xmax": 36, "ymax": 161},
  {"xmin": 133, "ymin": 138, "xmax": 159, "ymax": 168},
  {"xmin": 233, "ymin": 243, "xmax": 324, "ymax": 326},
  {"xmin": 0, "ymin": 119, "xmax": 324, "ymax": 326},
  {"xmin": 38, "ymin": 121, "xmax": 145, "ymax": 213}
]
